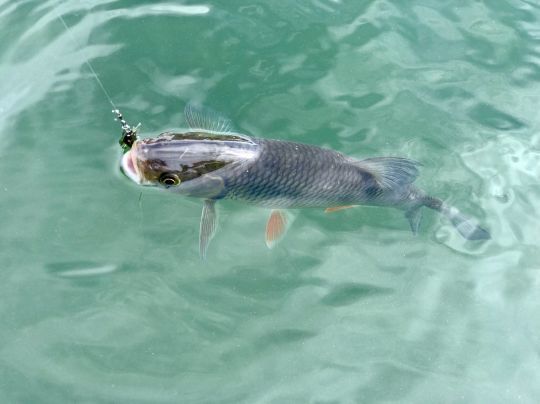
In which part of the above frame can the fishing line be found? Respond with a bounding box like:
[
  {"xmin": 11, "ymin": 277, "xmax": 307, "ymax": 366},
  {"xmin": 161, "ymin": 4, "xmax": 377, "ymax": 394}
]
[
  {"xmin": 56, "ymin": 11, "xmax": 140, "ymax": 151},
  {"xmin": 56, "ymin": 13, "xmax": 117, "ymax": 110}
]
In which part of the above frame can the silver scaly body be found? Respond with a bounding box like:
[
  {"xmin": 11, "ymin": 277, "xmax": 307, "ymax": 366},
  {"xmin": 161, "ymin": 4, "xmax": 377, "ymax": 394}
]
[{"xmin": 120, "ymin": 104, "xmax": 490, "ymax": 258}]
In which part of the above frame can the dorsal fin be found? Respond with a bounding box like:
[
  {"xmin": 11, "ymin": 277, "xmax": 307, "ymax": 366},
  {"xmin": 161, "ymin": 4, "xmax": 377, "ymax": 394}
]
[
  {"xmin": 183, "ymin": 103, "xmax": 254, "ymax": 143},
  {"xmin": 184, "ymin": 103, "xmax": 234, "ymax": 133},
  {"xmin": 353, "ymin": 157, "xmax": 421, "ymax": 189}
]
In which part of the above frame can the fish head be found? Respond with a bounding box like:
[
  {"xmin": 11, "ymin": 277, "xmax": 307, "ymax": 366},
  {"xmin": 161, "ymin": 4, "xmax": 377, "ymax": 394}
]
[{"xmin": 120, "ymin": 131, "xmax": 258, "ymax": 196}]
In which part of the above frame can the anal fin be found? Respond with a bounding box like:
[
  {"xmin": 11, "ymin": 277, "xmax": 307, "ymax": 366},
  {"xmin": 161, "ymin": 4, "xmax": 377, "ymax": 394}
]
[
  {"xmin": 199, "ymin": 199, "xmax": 218, "ymax": 259},
  {"xmin": 325, "ymin": 205, "xmax": 356, "ymax": 213}
]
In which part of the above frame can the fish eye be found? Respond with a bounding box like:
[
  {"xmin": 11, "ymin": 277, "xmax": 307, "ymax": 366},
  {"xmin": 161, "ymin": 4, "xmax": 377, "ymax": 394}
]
[{"xmin": 159, "ymin": 173, "xmax": 181, "ymax": 187}]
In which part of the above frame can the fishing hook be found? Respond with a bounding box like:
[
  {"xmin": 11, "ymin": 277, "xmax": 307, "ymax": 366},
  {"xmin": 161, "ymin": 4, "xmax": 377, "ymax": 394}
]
[{"xmin": 113, "ymin": 109, "xmax": 140, "ymax": 153}]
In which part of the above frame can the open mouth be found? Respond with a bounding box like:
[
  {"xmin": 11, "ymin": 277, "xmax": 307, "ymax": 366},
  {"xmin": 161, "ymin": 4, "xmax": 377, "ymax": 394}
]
[{"xmin": 121, "ymin": 149, "xmax": 140, "ymax": 184}]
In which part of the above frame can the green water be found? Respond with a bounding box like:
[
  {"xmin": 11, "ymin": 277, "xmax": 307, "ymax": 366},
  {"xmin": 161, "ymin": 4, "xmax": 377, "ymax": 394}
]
[{"xmin": 1, "ymin": 1, "xmax": 540, "ymax": 402}]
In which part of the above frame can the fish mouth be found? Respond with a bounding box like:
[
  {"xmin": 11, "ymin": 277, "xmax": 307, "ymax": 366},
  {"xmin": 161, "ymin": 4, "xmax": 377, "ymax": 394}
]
[{"xmin": 120, "ymin": 143, "xmax": 141, "ymax": 184}]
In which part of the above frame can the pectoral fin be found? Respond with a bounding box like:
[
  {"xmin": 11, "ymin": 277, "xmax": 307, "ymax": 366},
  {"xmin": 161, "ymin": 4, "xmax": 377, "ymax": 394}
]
[
  {"xmin": 324, "ymin": 205, "xmax": 357, "ymax": 213},
  {"xmin": 199, "ymin": 199, "xmax": 218, "ymax": 259},
  {"xmin": 265, "ymin": 209, "xmax": 291, "ymax": 249}
]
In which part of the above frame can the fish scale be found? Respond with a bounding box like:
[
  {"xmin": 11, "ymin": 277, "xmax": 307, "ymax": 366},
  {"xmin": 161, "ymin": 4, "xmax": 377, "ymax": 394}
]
[{"xmin": 219, "ymin": 138, "xmax": 384, "ymax": 208}]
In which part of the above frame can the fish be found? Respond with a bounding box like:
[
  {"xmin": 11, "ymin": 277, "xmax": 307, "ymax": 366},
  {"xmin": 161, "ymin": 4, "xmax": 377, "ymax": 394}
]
[{"xmin": 120, "ymin": 104, "xmax": 490, "ymax": 258}]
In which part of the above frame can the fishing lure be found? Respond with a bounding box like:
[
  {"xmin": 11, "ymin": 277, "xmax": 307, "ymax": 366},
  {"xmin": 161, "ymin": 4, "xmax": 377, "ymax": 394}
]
[{"xmin": 114, "ymin": 109, "xmax": 140, "ymax": 153}]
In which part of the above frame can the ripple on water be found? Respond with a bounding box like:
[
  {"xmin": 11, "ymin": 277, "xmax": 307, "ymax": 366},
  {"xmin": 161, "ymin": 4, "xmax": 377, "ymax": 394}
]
[
  {"xmin": 45, "ymin": 261, "xmax": 118, "ymax": 278},
  {"xmin": 320, "ymin": 283, "xmax": 393, "ymax": 307}
]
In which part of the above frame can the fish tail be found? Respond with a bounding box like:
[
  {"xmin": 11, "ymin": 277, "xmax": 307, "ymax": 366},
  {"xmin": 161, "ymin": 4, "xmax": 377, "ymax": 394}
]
[{"xmin": 422, "ymin": 195, "xmax": 490, "ymax": 240}]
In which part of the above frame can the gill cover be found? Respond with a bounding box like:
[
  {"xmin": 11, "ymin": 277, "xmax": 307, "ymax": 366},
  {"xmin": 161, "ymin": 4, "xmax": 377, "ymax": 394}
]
[{"xmin": 132, "ymin": 104, "xmax": 258, "ymax": 198}]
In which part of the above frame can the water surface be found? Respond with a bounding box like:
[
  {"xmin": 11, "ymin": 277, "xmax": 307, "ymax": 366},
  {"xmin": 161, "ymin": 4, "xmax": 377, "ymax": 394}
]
[{"xmin": 1, "ymin": 1, "xmax": 539, "ymax": 402}]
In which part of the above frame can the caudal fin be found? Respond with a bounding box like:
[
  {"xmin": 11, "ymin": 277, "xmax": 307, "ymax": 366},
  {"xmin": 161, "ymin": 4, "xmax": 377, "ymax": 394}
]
[
  {"xmin": 445, "ymin": 207, "xmax": 491, "ymax": 240},
  {"xmin": 423, "ymin": 196, "xmax": 490, "ymax": 241}
]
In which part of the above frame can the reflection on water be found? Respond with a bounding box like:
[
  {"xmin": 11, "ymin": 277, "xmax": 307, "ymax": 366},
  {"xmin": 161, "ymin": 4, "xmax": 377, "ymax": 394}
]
[
  {"xmin": 46, "ymin": 261, "xmax": 118, "ymax": 277},
  {"xmin": 0, "ymin": 0, "xmax": 539, "ymax": 402}
]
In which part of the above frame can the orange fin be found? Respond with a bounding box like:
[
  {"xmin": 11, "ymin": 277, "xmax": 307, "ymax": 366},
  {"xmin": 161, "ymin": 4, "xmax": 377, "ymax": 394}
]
[
  {"xmin": 266, "ymin": 209, "xmax": 289, "ymax": 249},
  {"xmin": 325, "ymin": 205, "xmax": 356, "ymax": 213}
]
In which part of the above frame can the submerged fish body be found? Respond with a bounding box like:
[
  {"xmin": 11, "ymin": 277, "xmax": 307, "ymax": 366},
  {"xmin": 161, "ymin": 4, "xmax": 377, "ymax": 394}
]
[
  {"xmin": 120, "ymin": 105, "xmax": 490, "ymax": 257},
  {"xmin": 199, "ymin": 137, "xmax": 421, "ymax": 209},
  {"xmin": 126, "ymin": 133, "xmax": 423, "ymax": 208}
]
